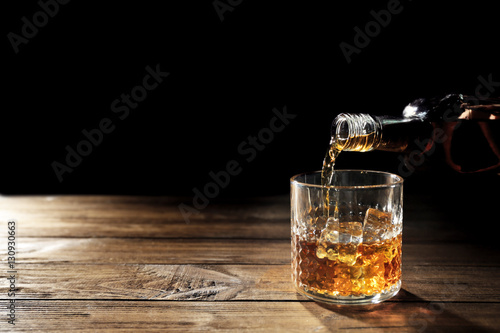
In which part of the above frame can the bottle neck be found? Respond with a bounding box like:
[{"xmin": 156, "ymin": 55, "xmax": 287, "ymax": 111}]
[
  {"xmin": 332, "ymin": 113, "xmax": 382, "ymax": 152},
  {"xmin": 332, "ymin": 113, "xmax": 430, "ymax": 153}
]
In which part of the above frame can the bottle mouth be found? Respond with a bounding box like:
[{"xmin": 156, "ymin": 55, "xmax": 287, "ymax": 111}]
[
  {"xmin": 334, "ymin": 113, "xmax": 375, "ymax": 136},
  {"xmin": 332, "ymin": 113, "xmax": 380, "ymax": 151},
  {"xmin": 335, "ymin": 116, "xmax": 350, "ymax": 140}
]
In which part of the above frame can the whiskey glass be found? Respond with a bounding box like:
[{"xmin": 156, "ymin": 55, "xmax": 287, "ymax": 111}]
[{"xmin": 291, "ymin": 170, "xmax": 403, "ymax": 304}]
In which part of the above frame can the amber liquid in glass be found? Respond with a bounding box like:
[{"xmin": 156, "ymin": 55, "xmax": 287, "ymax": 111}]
[{"xmin": 294, "ymin": 234, "xmax": 402, "ymax": 297}]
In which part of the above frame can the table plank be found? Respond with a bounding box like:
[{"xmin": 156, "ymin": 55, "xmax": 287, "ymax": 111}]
[
  {"xmin": 1, "ymin": 300, "xmax": 499, "ymax": 333},
  {"xmin": 0, "ymin": 195, "xmax": 470, "ymax": 242},
  {"xmin": 16, "ymin": 237, "xmax": 500, "ymax": 265},
  {"xmin": 17, "ymin": 238, "xmax": 288, "ymax": 264},
  {"xmin": 0, "ymin": 195, "xmax": 288, "ymax": 222},
  {"xmin": 0, "ymin": 195, "xmax": 289, "ymax": 239},
  {"xmin": 3, "ymin": 264, "xmax": 499, "ymax": 303}
]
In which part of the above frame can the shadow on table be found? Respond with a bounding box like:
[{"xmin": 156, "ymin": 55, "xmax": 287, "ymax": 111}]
[{"xmin": 299, "ymin": 289, "xmax": 495, "ymax": 333}]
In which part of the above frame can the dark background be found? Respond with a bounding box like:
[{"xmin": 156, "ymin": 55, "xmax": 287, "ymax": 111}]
[{"xmin": 2, "ymin": 1, "xmax": 499, "ymax": 198}]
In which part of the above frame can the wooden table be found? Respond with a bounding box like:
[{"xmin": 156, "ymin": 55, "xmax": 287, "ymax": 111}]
[{"xmin": 1, "ymin": 194, "xmax": 499, "ymax": 332}]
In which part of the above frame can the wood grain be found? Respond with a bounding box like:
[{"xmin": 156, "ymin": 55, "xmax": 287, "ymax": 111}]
[
  {"xmin": 0, "ymin": 195, "xmax": 470, "ymax": 242},
  {"xmin": 0, "ymin": 195, "xmax": 289, "ymax": 239},
  {"xmin": 15, "ymin": 237, "xmax": 500, "ymax": 265},
  {"xmin": 16, "ymin": 238, "xmax": 288, "ymax": 264},
  {"xmin": 2, "ymin": 300, "xmax": 499, "ymax": 333},
  {"xmin": 0, "ymin": 195, "xmax": 499, "ymax": 332},
  {"xmin": 3, "ymin": 264, "xmax": 499, "ymax": 303}
]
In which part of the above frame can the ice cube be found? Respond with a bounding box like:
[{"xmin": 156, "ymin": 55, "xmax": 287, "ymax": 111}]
[
  {"xmin": 326, "ymin": 247, "xmax": 339, "ymax": 261},
  {"xmin": 316, "ymin": 219, "xmax": 363, "ymax": 266},
  {"xmin": 316, "ymin": 245, "xmax": 328, "ymax": 259},
  {"xmin": 338, "ymin": 222, "xmax": 363, "ymax": 266},
  {"xmin": 363, "ymin": 208, "xmax": 393, "ymax": 243},
  {"xmin": 339, "ymin": 222, "xmax": 363, "ymax": 244},
  {"xmin": 316, "ymin": 217, "xmax": 339, "ymax": 259}
]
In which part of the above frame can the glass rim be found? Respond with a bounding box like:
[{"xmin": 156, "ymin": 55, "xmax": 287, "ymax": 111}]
[{"xmin": 290, "ymin": 169, "xmax": 404, "ymax": 189}]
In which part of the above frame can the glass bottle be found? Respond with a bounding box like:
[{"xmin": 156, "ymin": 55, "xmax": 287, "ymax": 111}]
[{"xmin": 330, "ymin": 94, "xmax": 500, "ymax": 173}]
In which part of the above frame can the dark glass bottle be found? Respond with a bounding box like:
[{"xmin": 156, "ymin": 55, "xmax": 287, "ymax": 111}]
[{"xmin": 331, "ymin": 94, "xmax": 500, "ymax": 173}]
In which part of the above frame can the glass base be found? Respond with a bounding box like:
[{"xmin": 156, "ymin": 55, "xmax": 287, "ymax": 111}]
[{"xmin": 295, "ymin": 280, "xmax": 401, "ymax": 305}]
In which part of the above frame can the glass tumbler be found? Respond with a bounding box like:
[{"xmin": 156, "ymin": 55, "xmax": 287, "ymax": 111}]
[{"xmin": 290, "ymin": 170, "xmax": 403, "ymax": 304}]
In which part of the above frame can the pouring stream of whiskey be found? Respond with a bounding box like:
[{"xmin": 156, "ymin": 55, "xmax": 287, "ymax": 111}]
[
  {"xmin": 321, "ymin": 137, "xmax": 342, "ymax": 218},
  {"xmin": 321, "ymin": 133, "xmax": 376, "ymax": 218}
]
